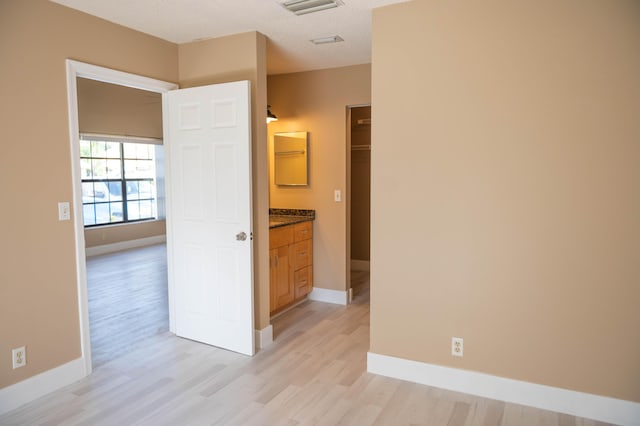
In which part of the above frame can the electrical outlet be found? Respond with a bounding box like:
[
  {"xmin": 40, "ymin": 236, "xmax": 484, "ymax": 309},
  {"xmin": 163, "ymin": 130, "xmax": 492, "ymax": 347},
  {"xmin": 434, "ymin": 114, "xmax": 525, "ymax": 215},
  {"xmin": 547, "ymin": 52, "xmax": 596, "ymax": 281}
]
[
  {"xmin": 12, "ymin": 346, "xmax": 26, "ymax": 369},
  {"xmin": 452, "ymin": 337, "xmax": 463, "ymax": 357}
]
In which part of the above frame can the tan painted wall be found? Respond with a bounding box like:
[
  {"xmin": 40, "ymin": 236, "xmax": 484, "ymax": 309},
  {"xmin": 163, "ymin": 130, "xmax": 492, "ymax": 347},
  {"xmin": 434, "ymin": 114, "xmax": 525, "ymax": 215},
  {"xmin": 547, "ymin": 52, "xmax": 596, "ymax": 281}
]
[
  {"xmin": 0, "ymin": 0, "xmax": 178, "ymax": 388},
  {"xmin": 77, "ymin": 78, "xmax": 163, "ymax": 139},
  {"xmin": 268, "ymin": 65, "xmax": 371, "ymax": 292},
  {"xmin": 84, "ymin": 220, "xmax": 166, "ymax": 248},
  {"xmin": 179, "ymin": 32, "xmax": 271, "ymax": 331},
  {"xmin": 370, "ymin": 0, "xmax": 640, "ymax": 402},
  {"xmin": 350, "ymin": 106, "xmax": 371, "ymax": 262}
]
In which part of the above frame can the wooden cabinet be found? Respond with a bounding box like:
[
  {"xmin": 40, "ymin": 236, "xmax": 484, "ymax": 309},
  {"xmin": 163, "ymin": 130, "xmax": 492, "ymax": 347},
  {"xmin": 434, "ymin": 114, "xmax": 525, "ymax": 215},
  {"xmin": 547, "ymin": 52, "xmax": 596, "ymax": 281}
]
[
  {"xmin": 269, "ymin": 220, "xmax": 313, "ymax": 314},
  {"xmin": 270, "ymin": 245, "xmax": 293, "ymax": 311},
  {"xmin": 292, "ymin": 222, "xmax": 313, "ymax": 300}
]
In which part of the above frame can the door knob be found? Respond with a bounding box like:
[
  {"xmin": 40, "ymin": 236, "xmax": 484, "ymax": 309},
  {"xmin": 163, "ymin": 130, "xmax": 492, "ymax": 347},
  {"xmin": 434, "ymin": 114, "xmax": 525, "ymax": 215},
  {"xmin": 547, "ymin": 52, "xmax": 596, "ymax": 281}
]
[{"xmin": 236, "ymin": 231, "xmax": 247, "ymax": 241}]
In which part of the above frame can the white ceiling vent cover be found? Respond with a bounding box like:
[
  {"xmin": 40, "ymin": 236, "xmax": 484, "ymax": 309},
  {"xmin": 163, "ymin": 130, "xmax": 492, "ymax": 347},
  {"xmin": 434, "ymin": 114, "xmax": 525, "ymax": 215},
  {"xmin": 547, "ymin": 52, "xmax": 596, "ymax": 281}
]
[{"xmin": 280, "ymin": 0, "xmax": 344, "ymax": 16}]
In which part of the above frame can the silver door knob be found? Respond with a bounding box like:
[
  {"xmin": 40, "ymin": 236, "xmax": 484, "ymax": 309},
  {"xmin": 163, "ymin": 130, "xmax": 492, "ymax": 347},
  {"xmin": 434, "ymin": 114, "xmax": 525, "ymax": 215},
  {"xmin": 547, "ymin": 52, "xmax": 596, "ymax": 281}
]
[{"xmin": 236, "ymin": 231, "xmax": 247, "ymax": 241}]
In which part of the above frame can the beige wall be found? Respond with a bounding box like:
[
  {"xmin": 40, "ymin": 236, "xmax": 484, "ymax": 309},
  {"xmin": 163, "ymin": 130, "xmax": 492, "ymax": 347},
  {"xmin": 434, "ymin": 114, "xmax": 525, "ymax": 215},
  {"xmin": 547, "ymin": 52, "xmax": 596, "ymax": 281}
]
[
  {"xmin": 0, "ymin": 0, "xmax": 178, "ymax": 388},
  {"xmin": 1, "ymin": 1, "xmax": 271, "ymax": 392},
  {"xmin": 370, "ymin": 0, "xmax": 640, "ymax": 402},
  {"xmin": 179, "ymin": 32, "xmax": 271, "ymax": 331},
  {"xmin": 268, "ymin": 65, "xmax": 371, "ymax": 292},
  {"xmin": 84, "ymin": 220, "xmax": 166, "ymax": 248},
  {"xmin": 77, "ymin": 78, "xmax": 163, "ymax": 139},
  {"xmin": 350, "ymin": 106, "xmax": 371, "ymax": 262}
]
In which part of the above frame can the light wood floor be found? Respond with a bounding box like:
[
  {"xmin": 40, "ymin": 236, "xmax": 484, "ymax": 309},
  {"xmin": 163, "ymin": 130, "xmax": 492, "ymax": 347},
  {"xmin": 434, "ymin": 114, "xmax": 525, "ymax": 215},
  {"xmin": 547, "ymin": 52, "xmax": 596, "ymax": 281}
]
[
  {"xmin": 87, "ymin": 244, "xmax": 169, "ymax": 368},
  {"xmin": 0, "ymin": 267, "xmax": 609, "ymax": 425}
]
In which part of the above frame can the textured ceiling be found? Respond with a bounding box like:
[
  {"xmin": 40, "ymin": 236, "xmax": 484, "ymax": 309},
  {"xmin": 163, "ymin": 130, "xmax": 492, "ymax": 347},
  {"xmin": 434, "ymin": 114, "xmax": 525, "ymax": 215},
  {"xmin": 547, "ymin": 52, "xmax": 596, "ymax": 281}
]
[{"xmin": 50, "ymin": 0, "xmax": 409, "ymax": 75}]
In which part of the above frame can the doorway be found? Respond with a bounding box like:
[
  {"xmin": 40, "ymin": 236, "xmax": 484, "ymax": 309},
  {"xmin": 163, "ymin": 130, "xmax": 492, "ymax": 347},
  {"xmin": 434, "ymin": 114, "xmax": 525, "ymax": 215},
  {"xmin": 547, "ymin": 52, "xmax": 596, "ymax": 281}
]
[
  {"xmin": 347, "ymin": 105, "xmax": 371, "ymax": 301},
  {"xmin": 67, "ymin": 61, "xmax": 256, "ymax": 376},
  {"xmin": 76, "ymin": 76, "xmax": 171, "ymax": 368},
  {"xmin": 66, "ymin": 60, "xmax": 178, "ymax": 375}
]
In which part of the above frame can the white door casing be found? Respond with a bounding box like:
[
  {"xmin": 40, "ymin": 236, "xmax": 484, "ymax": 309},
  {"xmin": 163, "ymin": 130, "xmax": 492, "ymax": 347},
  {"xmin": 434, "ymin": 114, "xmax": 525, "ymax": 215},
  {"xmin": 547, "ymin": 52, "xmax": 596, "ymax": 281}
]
[
  {"xmin": 165, "ymin": 81, "xmax": 255, "ymax": 356},
  {"xmin": 66, "ymin": 60, "xmax": 178, "ymax": 377}
]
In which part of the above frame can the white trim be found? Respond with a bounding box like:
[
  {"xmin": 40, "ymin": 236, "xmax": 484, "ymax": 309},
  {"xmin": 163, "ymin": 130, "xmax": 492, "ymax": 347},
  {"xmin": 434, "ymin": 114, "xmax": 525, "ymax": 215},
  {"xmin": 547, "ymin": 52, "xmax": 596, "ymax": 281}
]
[
  {"xmin": 85, "ymin": 235, "xmax": 167, "ymax": 257},
  {"xmin": 308, "ymin": 287, "xmax": 348, "ymax": 305},
  {"xmin": 68, "ymin": 60, "xmax": 178, "ymax": 92},
  {"xmin": 254, "ymin": 325, "xmax": 273, "ymax": 349},
  {"xmin": 162, "ymin": 90, "xmax": 175, "ymax": 334},
  {"xmin": 0, "ymin": 358, "xmax": 85, "ymax": 416},
  {"xmin": 65, "ymin": 60, "xmax": 178, "ymax": 377},
  {"xmin": 367, "ymin": 352, "xmax": 640, "ymax": 426},
  {"xmin": 350, "ymin": 259, "xmax": 370, "ymax": 271},
  {"xmin": 66, "ymin": 60, "xmax": 92, "ymax": 377}
]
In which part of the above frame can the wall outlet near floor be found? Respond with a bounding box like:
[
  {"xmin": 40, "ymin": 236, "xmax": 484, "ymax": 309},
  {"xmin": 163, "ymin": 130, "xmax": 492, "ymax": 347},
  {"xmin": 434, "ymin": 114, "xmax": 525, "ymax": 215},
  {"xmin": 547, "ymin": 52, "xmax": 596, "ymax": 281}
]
[
  {"xmin": 452, "ymin": 337, "xmax": 463, "ymax": 357},
  {"xmin": 12, "ymin": 346, "xmax": 27, "ymax": 369}
]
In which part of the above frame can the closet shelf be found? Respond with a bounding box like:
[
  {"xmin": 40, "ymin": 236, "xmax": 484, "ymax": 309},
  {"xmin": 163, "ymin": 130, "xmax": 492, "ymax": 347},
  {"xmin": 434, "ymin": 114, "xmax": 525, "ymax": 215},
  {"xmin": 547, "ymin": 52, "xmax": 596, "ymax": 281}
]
[{"xmin": 351, "ymin": 145, "xmax": 371, "ymax": 151}]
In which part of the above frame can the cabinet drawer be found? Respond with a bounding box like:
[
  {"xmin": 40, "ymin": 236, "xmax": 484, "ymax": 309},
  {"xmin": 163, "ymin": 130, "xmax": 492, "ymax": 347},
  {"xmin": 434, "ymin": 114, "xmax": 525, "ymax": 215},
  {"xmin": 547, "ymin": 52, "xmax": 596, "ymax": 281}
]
[
  {"xmin": 294, "ymin": 266, "xmax": 312, "ymax": 299},
  {"xmin": 293, "ymin": 239, "xmax": 312, "ymax": 270},
  {"xmin": 294, "ymin": 221, "xmax": 312, "ymax": 242},
  {"xmin": 270, "ymin": 225, "xmax": 294, "ymax": 249}
]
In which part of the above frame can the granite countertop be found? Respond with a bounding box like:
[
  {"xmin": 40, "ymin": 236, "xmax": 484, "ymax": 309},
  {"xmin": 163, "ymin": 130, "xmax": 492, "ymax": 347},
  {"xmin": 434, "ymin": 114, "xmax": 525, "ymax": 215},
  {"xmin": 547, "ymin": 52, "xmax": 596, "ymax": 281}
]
[{"xmin": 269, "ymin": 208, "xmax": 315, "ymax": 229}]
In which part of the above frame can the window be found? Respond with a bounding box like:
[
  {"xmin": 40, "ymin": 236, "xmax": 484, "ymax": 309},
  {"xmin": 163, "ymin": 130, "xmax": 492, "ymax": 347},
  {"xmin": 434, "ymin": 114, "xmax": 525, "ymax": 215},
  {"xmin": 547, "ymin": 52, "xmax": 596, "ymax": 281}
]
[{"xmin": 80, "ymin": 137, "xmax": 162, "ymax": 227}]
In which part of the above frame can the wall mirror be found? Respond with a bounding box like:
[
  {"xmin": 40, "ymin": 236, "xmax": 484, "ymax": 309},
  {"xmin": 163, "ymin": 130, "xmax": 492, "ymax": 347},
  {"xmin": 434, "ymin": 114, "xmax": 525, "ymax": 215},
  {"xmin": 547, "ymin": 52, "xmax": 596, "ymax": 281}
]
[{"xmin": 274, "ymin": 131, "xmax": 308, "ymax": 186}]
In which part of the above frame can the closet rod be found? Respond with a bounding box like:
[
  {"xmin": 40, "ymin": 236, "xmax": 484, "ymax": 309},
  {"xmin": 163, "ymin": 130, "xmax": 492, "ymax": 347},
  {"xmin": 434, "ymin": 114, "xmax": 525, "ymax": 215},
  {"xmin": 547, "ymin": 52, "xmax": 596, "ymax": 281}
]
[{"xmin": 274, "ymin": 150, "xmax": 305, "ymax": 155}]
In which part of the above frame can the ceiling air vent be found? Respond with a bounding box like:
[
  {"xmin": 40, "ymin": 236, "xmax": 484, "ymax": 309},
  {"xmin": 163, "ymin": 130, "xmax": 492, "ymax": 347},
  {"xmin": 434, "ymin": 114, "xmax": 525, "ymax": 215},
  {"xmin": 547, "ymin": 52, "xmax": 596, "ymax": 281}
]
[
  {"xmin": 310, "ymin": 35, "xmax": 344, "ymax": 45},
  {"xmin": 280, "ymin": 0, "xmax": 344, "ymax": 16}
]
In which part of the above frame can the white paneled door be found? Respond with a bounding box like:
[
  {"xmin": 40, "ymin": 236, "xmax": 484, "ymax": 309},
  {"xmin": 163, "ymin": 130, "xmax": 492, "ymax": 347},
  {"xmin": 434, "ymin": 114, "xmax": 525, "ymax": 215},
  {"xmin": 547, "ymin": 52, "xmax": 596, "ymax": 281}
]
[{"xmin": 165, "ymin": 81, "xmax": 254, "ymax": 356}]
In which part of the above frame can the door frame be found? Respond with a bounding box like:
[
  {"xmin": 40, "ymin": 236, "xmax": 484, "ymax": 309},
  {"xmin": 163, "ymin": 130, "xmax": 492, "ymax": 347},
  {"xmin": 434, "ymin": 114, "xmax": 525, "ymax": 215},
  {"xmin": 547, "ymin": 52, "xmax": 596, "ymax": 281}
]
[
  {"xmin": 346, "ymin": 103, "xmax": 372, "ymax": 301},
  {"xmin": 65, "ymin": 60, "xmax": 178, "ymax": 377}
]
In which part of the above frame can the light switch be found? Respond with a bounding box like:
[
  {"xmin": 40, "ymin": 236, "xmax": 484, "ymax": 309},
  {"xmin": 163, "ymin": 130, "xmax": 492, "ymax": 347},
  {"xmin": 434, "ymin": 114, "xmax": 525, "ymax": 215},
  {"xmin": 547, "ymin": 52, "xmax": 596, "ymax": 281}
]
[
  {"xmin": 58, "ymin": 202, "xmax": 71, "ymax": 221},
  {"xmin": 334, "ymin": 190, "xmax": 342, "ymax": 202}
]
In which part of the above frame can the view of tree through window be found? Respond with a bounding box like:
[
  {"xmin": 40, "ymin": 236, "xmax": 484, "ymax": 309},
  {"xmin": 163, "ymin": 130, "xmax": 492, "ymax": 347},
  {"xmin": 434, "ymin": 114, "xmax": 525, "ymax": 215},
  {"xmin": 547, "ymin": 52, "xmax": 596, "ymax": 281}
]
[{"xmin": 81, "ymin": 138, "xmax": 158, "ymax": 226}]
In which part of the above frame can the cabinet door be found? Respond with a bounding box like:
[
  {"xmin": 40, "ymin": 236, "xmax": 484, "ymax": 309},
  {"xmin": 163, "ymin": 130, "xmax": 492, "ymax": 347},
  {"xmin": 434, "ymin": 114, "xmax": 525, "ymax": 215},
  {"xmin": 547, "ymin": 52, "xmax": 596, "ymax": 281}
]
[{"xmin": 274, "ymin": 245, "xmax": 294, "ymax": 309}]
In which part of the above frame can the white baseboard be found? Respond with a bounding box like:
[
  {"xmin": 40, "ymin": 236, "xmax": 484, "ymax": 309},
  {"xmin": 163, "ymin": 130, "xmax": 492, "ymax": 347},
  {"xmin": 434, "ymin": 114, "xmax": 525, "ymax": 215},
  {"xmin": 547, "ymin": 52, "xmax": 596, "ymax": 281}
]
[
  {"xmin": 367, "ymin": 352, "xmax": 640, "ymax": 426},
  {"xmin": 350, "ymin": 259, "xmax": 370, "ymax": 271},
  {"xmin": 308, "ymin": 287, "xmax": 348, "ymax": 305},
  {"xmin": 85, "ymin": 235, "xmax": 166, "ymax": 257},
  {"xmin": 254, "ymin": 325, "xmax": 273, "ymax": 350},
  {"xmin": 0, "ymin": 358, "xmax": 87, "ymax": 416}
]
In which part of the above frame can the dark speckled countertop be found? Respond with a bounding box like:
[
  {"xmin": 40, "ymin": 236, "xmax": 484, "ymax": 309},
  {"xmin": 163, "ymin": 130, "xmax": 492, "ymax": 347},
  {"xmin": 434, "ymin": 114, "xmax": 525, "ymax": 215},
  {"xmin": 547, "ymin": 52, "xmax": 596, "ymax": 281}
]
[{"xmin": 269, "ymin": 208, "xmax": 315, "ymax": 229}]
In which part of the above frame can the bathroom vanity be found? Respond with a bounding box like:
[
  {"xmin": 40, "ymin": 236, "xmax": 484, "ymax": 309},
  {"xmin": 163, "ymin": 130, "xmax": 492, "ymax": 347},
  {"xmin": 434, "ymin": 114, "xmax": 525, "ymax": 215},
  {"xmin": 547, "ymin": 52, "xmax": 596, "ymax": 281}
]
[{"xmin": 269, "ymin": 209, "xmax": 315, "ymax": 314}]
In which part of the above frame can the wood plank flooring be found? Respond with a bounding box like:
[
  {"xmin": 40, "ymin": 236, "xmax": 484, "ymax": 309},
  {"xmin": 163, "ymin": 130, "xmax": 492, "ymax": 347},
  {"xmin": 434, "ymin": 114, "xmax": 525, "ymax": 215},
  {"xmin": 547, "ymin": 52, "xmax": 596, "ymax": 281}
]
[
  {"xmin": 0, "ymin": 263, "xmax": 610, "ymax": 425},
  {"xmin": 87, "ymin": 244, "xmax": 169, "ymax": 368}
]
